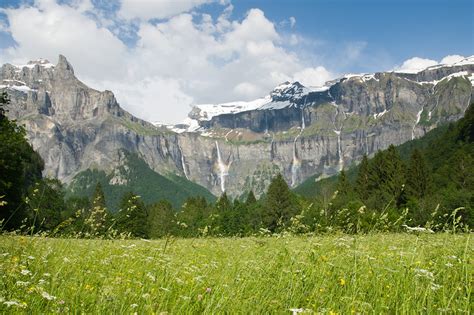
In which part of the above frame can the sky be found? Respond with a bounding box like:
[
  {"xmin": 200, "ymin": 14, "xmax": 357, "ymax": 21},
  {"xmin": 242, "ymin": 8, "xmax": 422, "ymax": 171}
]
[{"xmin": 0, "ymin": 0, "xmax": 473, "ymax": 123}]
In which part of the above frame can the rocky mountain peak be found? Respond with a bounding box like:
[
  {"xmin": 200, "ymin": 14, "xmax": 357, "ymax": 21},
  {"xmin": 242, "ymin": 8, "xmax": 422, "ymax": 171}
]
[
  {"xmin": 56, "ymin": 54, "xmax": 75, "ymax": 78},
  {"xmin": 270, "ymin": 81, "xmax": 308, "ymax": 103}
]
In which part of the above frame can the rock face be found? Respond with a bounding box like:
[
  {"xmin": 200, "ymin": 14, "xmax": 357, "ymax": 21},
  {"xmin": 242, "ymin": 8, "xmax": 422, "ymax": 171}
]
[{"xmin": 1, "ymin": 56, "xmax": 473, "ymax": 198}]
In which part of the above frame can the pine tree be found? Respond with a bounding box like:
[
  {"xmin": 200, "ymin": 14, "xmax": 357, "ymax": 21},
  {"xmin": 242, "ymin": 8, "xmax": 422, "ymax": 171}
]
[
  {"xmin": 116, "ymin": 192, "xmax": 148, "ymax": 238},
  {"xmin": 262, "ymin": 173, "xmax": 298, "ymax": 232},
  {"xmin": 355, "ymin": 154, "xmax": 370, "ymax": 200},
  {"xmin": 92, "ymin": 182, "xmax": 106, "ymax": 208},
  {"xmin": 148, "ymin": 200, "xmax": 175, "ymax": 238},
  {"xmin": 245, "ymin": 190, "xmax": 257, "ymax": 205},
  {"xmin": 406, "ymin": 149, "xmax": 431, "ymax": 199},
  {"xmin": 84, "ymin": 183, "xmax": 110, "ymax": 236},
  {"xmin": 336, "ymin": 169, "xmax": 352, "ymax": 196}
]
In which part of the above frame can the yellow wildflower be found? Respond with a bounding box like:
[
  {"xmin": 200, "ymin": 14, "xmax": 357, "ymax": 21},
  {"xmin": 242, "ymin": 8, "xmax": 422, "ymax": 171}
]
[{"xmin": 339, "ymin": 278, "xmax": 346, "ymax": 286}]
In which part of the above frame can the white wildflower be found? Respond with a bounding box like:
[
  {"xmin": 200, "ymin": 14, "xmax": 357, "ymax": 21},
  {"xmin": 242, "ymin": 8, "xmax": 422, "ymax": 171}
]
[
  {"xmin": 43, "ymin": 273, "xmax": 51, "ymax": 277},
  {"xmin": 414, "ymin": 268, "xmax": 434, "ymax": 280},
  {"xmin": 27, "ymin": 256, "xmax": 35, "ymax": 260},
  {"xmin": 146, "ymin": 272, "xmax": 156, "ymax": 282},
  {"xmin": 20, "ymin": 269, "xmax": 32, "ymax": 276},
  {"xmin": 4, "ymin": 300, "xmax": 20, "ymax": 307},
  {"xmin": 130, "ymin": 303, "xmax": 138, "ymax": 308},
  {"xmin": 15, "ymin": 281, "xmax": 30, "ymax": 287},
  {"xmin": 430, "ymin": 283, "xmax": 442, "ymax": 291},
  {"xmin": 41, "ymin": 291, "xmax": 56, "ymax": 301},
  {"xmin": 290, "ymin": 308, "xmax": 304, "ymax": 315}
]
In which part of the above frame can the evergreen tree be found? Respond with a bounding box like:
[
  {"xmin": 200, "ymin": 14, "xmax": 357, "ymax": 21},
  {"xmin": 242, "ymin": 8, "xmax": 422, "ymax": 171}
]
[
  {"xmin": 355, "ymin": 154, "xmax": 370, "ymax": 200},
  {"xmin": 336, "ymin": 169, "xmax": 352, "ymax": 196},
  {"xmin": 147, "ymin": 200, "xmax": 175, "ymax": 238},
  {"xmin": 176, "ymin": 196, "xmax": 210, "ymax": 237},
  {"xmin": 26, "ymin": 178, "xmax": 64, "ymax": 232},
  {"xmin": 406, "ymin": 149, "xmax": 431, "ymax": 199},
  {"xmin": 116, "ymin": 192, "xmax": 148, "ymax": 238},
  {"xmin": 262, "ymin": 173, "xmax": 298, "ymax": 232},
  {"xmin": 0, "ymin": 92, "xmax": 44, "ymax": 229},
  {"xmin": 92, "ymin": 182, "xmax": 106, "ymax": 208},
  {"xmin": 245, "ymin": 190, "xmax": 257, "ymax": 205}
]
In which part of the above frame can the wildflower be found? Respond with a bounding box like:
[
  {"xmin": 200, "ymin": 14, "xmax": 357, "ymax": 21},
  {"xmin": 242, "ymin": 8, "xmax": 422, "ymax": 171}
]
[
  {"xmin": 146, "ymin": 272, "xmax": 156, "ymax": 282},
  {"xmin": 43, "ymin": 273, "xmax": 51, "ymax": 277},
  {"xmin": 339, "ymin": 278, "xmax": 346, "ymax": 286},
  {"xmin": 430, "ymin": 283, "xmax": 442, "ymax": 291},
  {"xmin": 205, "ymin": 287, "xmax": 212, "ymax": 293},
  {"xmin": 130, "ymin": 303, "xmax": 138, "ymax": 308},
  {"xmin": 27, "ymin": 256, "xmax": 35, "ymax": 260},
  {"xmin": 197, "ymin": 294, "xmax": 203, "ymax": 301},
  {"xmin": 414, "ymin": 268, "xmax": 434, "ymax": 280},
  {"xmin": 41, "ymin": 291, "xmax": 56, "ymax": 301},
  {"xmin": 329, "ymin": 311, "xmax": 338, "ymax": 315},
  {"xmin": 290, "ymin": 308, "xmax": 304, "ymax": 315},
  {"xmin": 20, "ymin": 269, "xmax": 32, "ymax": 276},
  {"xmin": 58, "ymin": 300, "xmax": 65, "ymax": 305},
  {"xmin": 16, "ymin": 281, "xmax": 30, "ymax": 287},
  {"xmin": 4, "ymin": 300, "xmax": 20, "ymax": 307}
]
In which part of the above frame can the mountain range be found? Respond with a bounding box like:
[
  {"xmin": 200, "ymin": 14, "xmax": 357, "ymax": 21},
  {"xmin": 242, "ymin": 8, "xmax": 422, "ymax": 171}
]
[{"xmin": 1, "ymin": 55, "xmax": 473, "ymax": 201}]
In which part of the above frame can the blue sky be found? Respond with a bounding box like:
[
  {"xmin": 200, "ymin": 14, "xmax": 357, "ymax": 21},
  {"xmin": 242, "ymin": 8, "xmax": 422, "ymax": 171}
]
[{"xmin": 0, "ymin": 0, "xmax": 472, "ymax": 123}]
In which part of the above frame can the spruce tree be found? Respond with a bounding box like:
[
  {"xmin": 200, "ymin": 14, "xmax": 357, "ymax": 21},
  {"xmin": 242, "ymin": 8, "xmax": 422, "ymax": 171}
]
[
  {"xmin": 148, "ymin": 200, "xmax": 175, "ymax": 238},
  {"xmin": 245, "ymin": 190, "xmax": 257, "ymax": 205},
  {"xmin": 336, "ymin": 169, "xmax": 352, "ymax": 196},
  {"xmin": 355, "ymin": 154, "xmax": 370, "ymax": 200},
  {"xmin": 116, "ymin": 192, "xmax": 148, "ymax": 238},
  {"xmin": 406, "ymin": 149, "xmax": 431, "ymax": 199},
  {"xmin": 84, "ymin": 183, "xmax": 110, "ymax": 236},
  {"xmin": 262, "ymin": 173, "xmax": 298, "ymax": 232}
]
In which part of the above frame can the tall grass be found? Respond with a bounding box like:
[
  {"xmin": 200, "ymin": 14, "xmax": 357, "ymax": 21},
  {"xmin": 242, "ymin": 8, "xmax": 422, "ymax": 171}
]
[{"xmin": 0, "ymin": 233, "xmax": 471, "ymax": 313}]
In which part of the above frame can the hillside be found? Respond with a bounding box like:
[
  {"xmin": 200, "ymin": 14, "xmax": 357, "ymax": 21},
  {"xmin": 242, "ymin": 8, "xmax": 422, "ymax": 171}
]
[
  {"xmin": 67, "ymin": 151, "xmax": 215, "ymax": 211},
  {"xmin": 295, "ymin": 103, "xmax": 474, "ymax": 215}
]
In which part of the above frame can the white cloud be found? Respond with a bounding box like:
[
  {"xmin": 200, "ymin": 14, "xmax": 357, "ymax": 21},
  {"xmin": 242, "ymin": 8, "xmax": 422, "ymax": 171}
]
[
  {"xmin": 289, "ymin": 16, "xmax": 296, "ymax": 28},
  {"xmin": 440, "ymin": 54, "xmax": 465, "ymax": 65},
  {"xmin": 119, "ymin": 0, "xmax": 215, "ymax": 21},
  {"xmin": 0, "ymin": 1, "xmax": 351, "ymax": 123},
  {"xmin": 1, "ymin": 0, "xmax": 128, "ymax": 80},
  {"xmin": 292, "ymin": 66, "xmax": 333, "ymax": 87},
  {"xmin": 395, "ymin": 55, "xmax": 467, "ymax": 73},
  {"xmin": 395, "ymin": 57, "xmax": 438, "ymax": 73}
]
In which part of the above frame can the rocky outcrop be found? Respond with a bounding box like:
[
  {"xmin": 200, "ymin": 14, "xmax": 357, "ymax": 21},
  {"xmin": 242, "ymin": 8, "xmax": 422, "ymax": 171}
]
[{"xmin": 1, "ymin": 56, "xmax": 473, "ymax": 198}]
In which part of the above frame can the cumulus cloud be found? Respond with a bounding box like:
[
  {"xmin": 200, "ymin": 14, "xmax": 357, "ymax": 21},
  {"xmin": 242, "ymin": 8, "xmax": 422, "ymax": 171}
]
[
  {"xmin": 395, "ymin": 57, "xmax": 438, "ymax": 73},
  {"xmin": 119, "ymin": 0, "xmax": 215, "ymax": 21},
  {"xmin": 292, "ymin": 66, "xmax": 333, "ymax": 87},
  {"xmin": 1, "ymin": 0, "xmax": 128, "ymax": 79},
  {"xmin": 0, "ymin": 1, "xmax": 341, "ymax": 123},
  {"xmin": 440, "ymin": 54, "xmax": 465, "ymax": 65},
  {"xmin": 395, "ymin": 55, "xmax": 467, "ymax": 73}
]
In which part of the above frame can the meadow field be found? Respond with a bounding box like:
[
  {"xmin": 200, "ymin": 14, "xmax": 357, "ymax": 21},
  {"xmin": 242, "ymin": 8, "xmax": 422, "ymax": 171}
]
[{"xmin": 0, "ymin": 233, "xmax": 472, "ymax": 314}]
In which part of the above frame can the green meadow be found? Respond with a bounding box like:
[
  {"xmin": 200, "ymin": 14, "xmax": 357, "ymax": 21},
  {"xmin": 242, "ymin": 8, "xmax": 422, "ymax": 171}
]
[{"xmin": 0, "ymin": 233, "xmax": 471, "ymax": 314}]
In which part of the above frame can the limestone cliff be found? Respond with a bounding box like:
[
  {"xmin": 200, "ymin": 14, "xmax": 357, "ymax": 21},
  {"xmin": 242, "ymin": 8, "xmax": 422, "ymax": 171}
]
[{"xmin": 1, "ymin": 56, "xmax": 473, "ymax": 197}]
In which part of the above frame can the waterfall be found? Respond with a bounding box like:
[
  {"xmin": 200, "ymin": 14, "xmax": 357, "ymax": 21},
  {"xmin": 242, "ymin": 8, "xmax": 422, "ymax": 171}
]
[
  {"xmin": 334, "ymin": 130, "xmax": 343, "ymax": 170},
  {"xmin": 332, "ymin": 105, "xmax": 344, "ymax": 171},
  {"xmin": 215, "ymin": 141, "xmax": 229, "ymax": 192},
  {"xmin": 178, "ymin": 144, "xmax": 189, "ymax": 180},
  {"xmin": 411, "ymin": 108, "xmax": 423, "ymax": 140},
  {"xmin": 291, "ymin": 99, "xmax": 306, "ymax": 187}
]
